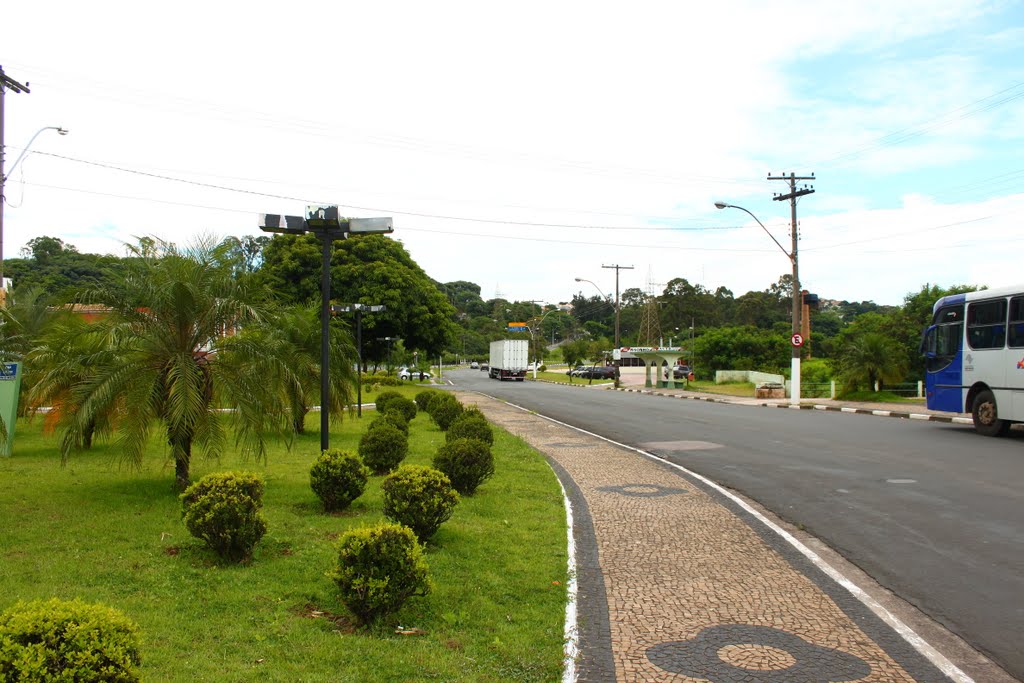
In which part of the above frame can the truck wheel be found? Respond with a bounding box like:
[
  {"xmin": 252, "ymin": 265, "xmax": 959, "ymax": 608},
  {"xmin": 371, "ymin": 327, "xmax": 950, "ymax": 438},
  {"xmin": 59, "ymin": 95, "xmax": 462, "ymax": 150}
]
[{"xmin": 972, "ymin": 389, "xmax": 1010, "ymax": 437}]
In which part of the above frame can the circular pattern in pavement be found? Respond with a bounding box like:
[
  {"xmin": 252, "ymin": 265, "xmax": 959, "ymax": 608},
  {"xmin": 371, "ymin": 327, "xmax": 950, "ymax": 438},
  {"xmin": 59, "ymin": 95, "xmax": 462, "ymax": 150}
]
[{"xmin": 646, "ymin": 624, "xmax": 872, "ymax": 682}]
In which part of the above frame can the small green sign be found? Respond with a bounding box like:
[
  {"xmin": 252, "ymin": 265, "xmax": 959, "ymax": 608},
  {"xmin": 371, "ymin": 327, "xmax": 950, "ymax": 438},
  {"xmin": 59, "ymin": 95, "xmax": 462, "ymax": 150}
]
[{"xmin": 0, "ymin": 362, "xmax": 23, "ymax": 457}]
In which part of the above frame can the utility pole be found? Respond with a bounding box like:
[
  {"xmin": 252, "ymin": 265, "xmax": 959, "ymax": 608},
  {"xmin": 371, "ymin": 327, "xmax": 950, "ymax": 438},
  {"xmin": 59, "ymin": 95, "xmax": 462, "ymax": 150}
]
[
  {"xmin": 768, "ymin": 171, "xmax": 815, "ymax": 404},
  {"xmin": 602, "ymin": 263, "xmax": 634, "ymax": 351},
  {"xmin": 0, "ymin": 66, "xmax": 32, "ymax": 303}
]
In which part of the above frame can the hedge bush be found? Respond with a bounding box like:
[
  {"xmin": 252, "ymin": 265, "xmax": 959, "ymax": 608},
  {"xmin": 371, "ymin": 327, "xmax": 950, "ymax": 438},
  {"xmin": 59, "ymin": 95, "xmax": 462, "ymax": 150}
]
[
  {"xmin": 373, "ymin": 390, "xmax": 405, "ymax": 415},
  {"xmin": 330, "ymin": 522, "xmax": 431, "ymax": 625},
  {"xmin": 370, "ymin": 410, "xmax": 408, "ymax": 436},
  {"xmin": 381, "ymin": 465, "xmax": 459, "ymax": 541},
  {"xmin": 445, "ymin": 414, "xmax": 494, "ymax": 446},
  {"xmin": 414, "ymin": 389, "xmax": 443, "ymax": 412},
  {"xmin": 433, "ymin": 438, "xmax": 495, "ymax": 495},
  {"xmin": 384, "ymin": 396, "xmax": 417, "ymax": 422},
  {"xmin": 180, "ymin": 472, "xmax": 267, "ymax": 562},
  {"xmin": 358, "ymin": 422, "xmax": 408, "ymax": 475},
  {"xmin": 428, "ymin": 393, "xmax": 464, "ymax": 431},
  {"xmin": 310, "ymin": 449, "xmax": 370, "ymax": 512},
  {"xmin": 0, "ymin": 597, "xmax": 141, "ymax": 682}
]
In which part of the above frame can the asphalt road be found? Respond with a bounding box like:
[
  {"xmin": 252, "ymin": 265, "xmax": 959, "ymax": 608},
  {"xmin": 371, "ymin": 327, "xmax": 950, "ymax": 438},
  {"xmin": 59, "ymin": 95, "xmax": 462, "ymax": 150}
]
[{"xmin": 445, "ymin": 369, "xmax": 1024, "ymax": 681}]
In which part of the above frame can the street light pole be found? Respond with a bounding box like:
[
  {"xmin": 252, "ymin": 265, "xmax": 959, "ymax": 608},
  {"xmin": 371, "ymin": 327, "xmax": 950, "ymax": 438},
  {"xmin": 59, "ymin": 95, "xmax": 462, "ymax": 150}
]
[
  {"xmin": 1, "ymin": 66, "xmax": 68, "ymax": 301},
  {"xmin": 333, "ymin": 303, "xmax": 385, "ymax": 417},
  {"xmin": 259, "ymin": 207, "xmax": 393, "ymax": 451},
  {"xmin": 714, "ymin": 201, "xmax": 805, "ymax": 405}
]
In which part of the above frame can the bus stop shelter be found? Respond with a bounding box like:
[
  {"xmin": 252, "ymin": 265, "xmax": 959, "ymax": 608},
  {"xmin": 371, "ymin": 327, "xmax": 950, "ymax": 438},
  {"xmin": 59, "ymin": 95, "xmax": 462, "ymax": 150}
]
[{"xmin": 615, "ymin": 346, "xmax": 689, "ymax": 389}]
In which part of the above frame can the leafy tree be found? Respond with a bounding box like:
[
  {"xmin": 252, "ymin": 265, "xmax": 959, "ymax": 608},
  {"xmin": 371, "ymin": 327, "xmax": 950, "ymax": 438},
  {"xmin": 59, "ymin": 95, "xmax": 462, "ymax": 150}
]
[
  {"xmin": 561, "ymin": 339, "xmax": 590, "ymax": 381},
  {"xmin": 734, "ymin": 289, "xmax": 788, "ymax": 329},
  {"xmin": 259, "ymin": 234, "xmax": 457, "ymax": 365},
  {"xmin": 4, "ymin": 237, "xmax": 125, "ymax": 302},
  {"xmin": 691, "ymin": 326, "xmax": 789, "ymax": 377},
  {"xmin": 219, "ymin": 235, "xmax": 270, "ymax": 274},
  {"xmin": 40, "ymin": 238, "xmax": 292, "ymax": 490}
]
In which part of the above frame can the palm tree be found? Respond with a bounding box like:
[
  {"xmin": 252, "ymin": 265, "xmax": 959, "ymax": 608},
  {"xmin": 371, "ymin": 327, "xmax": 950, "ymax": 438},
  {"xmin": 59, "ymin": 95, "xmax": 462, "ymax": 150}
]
[
  {"xmin": 217, "ymin": 303, "xmax": 356, "ymax": 435},
  {"xmin": 28, "ymin": 316, "xmax": 114, "ymax": 449},
  {"xmin": 835, "ymin": 332, "xmax": 907, "ymax": 393},
  {"xmin": 0, "ymin": 284, "xmax": 75, "ymax": 417},
  {"xmin": 46, "ymin": 238, "xmax": 292, "ymax": 490}
]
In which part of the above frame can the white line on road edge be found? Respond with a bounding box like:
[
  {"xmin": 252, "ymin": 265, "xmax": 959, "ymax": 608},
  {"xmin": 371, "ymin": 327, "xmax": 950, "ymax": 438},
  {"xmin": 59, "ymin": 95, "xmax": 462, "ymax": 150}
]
[
  {"xmin": 554, "ymin": 471, "xmax": 579, "ymax": 683},
  {"xmin": 491, "ymin": 395, "xmax": 975, "ymax": 683}
]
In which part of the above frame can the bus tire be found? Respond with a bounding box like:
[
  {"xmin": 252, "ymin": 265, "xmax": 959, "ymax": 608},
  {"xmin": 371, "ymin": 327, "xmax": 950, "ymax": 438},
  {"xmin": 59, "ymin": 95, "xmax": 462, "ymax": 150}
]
[{"xmin": 972, "ymin": 389, "xmax": 1010, "ymax": 437}]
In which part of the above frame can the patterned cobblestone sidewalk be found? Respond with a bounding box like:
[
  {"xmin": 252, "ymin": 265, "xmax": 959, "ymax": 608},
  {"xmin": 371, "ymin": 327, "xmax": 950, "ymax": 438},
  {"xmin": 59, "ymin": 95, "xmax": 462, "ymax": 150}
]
[{"xmin": 463, "ymin": 392, "xmax": 965, "ymax": 683}]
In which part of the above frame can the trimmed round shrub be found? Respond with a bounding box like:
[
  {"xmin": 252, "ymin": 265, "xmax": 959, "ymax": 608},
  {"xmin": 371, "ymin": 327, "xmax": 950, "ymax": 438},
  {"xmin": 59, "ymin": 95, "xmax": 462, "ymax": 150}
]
[
  {"xmin": 414, "ymin": 389, "xmax": 443, "ymax": 412},
  {"xmin": 181, "ymin": 472, "xmax": 267, "ymax": 562},
  {"xmin": 358, "ymin": 422, "xmax": 408, "ymax": 474},
  {"xmin": 381, "ymin": 465, "xmax": 459, "ymax": 541},
  {"xmin": 539, "ymin": 364, "xmax": 547, "ymax": 372},
  {"xmin": 0, "ymin": 597, "xmax": 141, "ymax": 682},
  {"xmin": 370, "ymin": 410, "xmax": 408, "ymax": 436},
  {"xmin": 373, "ymin": 390, "xmax": 405, "ymax": 415},
  {"xmin": 445, "ymin": 414, "xmax": 494, "ymax": 446},
  {"xmin": 428, "ymin": 393, "xmax": 464, "ymax": 431},
  {"xmin": 384, "ymin": 396, "xmax": 417, "ymax": 423},
  {"xmin": 433, "ymin": 438, "xmax": 495, "ymax": 495},
  {"xmin": 310, "ymin": 449, "xmax": 370, "ymax": 512},
  {"xmin": 330, "ymin": 523, "xmax": 431, "ymax": 625}
]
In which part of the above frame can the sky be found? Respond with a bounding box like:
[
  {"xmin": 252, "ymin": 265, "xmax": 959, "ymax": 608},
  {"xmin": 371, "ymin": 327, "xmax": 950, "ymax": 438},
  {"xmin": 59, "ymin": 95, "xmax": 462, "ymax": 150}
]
[{"xmin": 2, "ymin": 1, "xmax": 1023, "ymax": 307}]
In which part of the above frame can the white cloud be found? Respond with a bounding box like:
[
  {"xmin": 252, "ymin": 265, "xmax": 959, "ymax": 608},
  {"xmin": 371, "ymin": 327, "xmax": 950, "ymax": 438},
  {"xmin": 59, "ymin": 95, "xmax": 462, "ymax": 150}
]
[{"xmin": 2, "ymin": 0, "xmax": 1021, "ymax": 309}]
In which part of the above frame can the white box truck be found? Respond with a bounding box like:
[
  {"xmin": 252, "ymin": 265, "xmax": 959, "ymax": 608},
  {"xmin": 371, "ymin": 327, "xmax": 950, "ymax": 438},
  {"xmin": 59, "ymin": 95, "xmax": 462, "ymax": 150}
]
[{"xmin": 488, "ymin": 339, "xmax": 529, "ymax": 381}]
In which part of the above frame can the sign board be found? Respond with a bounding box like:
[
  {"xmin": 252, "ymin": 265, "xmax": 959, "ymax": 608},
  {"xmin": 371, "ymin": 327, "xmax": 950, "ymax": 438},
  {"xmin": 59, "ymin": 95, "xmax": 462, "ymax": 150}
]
[
  {"xmin": 0, "ymin": 362, "xmax": 23, "ymax": 457},
  {"xmin": 791, "ymin": 333, "xmax": 804, "ymax": 347}
]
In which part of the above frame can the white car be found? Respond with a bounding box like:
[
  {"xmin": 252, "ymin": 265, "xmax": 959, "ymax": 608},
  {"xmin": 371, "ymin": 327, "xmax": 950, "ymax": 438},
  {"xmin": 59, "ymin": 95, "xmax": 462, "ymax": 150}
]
[
  {"xmin": 398, "ymin": 368, "xmax": 432, "ymax": 380},
  {"xmin": 470, "ymin": 361, "xmax": 479, "ymax": 369}
]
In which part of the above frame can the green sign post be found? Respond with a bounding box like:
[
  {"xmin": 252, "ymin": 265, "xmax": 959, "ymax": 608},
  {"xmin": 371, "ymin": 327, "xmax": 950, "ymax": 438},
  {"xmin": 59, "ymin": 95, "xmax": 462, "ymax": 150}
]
[{"xmin": 0, "ymin": 362, "xmax": 22, "ymax": 456}]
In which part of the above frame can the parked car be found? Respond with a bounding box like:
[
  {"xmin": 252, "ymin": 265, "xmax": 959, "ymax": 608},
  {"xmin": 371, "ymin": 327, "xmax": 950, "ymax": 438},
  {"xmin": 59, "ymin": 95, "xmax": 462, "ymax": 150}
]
[
  {"xmin": 479, "ymin": 363, "xmax": 489, "ymax": 371},
  {"xmin": 582, "ymin": 365, "xmax": 619, "ymax": 380},
  {"xmin": 470, "ymin": 361, "xmax": 479, "ymax": 369},
  {"xmin": 398, "ymin": 368, "xmax": 432, "ymax": 380},
  {"xmin": 673, "ymin": 365, "xmax": 695, "ymax": 380},
  {"xmin": 567, "ymin": 365, "xmax": 587, "ymax": 377}
]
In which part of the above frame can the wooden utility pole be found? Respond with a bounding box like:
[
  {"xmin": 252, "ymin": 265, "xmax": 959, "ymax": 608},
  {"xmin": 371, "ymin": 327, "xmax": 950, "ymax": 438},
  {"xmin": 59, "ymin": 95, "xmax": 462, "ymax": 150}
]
[{"xmin": 602, "ymin": 263, "xmax": 634, "ymax": 350}]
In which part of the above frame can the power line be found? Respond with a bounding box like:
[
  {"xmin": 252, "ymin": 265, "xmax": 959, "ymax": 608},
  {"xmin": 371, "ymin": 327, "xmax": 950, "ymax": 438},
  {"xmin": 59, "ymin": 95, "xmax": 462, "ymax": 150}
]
[{"xmin": 31, "ymin": 151, "xmax": 745, "ymax": 233}]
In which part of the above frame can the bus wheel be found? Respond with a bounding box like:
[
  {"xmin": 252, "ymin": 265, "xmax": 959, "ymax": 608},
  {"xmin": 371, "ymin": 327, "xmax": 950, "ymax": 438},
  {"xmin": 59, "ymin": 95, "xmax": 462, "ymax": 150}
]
[{"xmin": 972, "ymin": 389, "xmax": 1010, "ymax": 437}]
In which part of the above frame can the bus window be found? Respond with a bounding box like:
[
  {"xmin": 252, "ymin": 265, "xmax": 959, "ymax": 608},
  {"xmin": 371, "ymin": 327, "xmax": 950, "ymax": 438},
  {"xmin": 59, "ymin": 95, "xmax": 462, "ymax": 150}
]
[
  {"xmin": 967, "ymin": 300, "xmax": 1007, "ymax": 350},
  {"xmin": 1010, "ymin": 297, "xmax": 1024, "ymax": 348}
]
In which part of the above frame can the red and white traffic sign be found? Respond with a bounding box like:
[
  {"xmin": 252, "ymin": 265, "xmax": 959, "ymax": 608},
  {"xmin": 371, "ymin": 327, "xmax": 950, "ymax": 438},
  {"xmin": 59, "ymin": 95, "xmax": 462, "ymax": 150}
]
[{"xmin": 791, "ymin": 333, "xmax": 804, "ymax": 347}]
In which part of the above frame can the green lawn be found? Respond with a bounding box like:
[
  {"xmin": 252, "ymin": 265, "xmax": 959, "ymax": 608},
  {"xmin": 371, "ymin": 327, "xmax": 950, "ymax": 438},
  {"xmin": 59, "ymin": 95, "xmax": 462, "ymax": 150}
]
[
  {"xmin": 0, "ymin": 394, "xmax": 568, "ymax": 682},
  {"xmin": 687, "ymin": 380, "xmax": 757, "ymax": 397}
]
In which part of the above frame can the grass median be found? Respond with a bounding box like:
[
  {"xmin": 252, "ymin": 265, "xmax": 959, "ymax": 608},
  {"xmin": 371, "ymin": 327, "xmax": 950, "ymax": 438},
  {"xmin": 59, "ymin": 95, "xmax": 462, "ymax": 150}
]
[{"xmin": 0, "ymin": 390, "xmax": 568, "ymax": 682}]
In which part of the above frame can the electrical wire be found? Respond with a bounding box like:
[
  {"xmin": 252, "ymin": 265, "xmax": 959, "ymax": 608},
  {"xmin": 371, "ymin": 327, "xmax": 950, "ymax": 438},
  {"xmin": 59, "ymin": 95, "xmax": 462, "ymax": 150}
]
[{"xmin": 31, "ymin": 152, "xmax": 744, "ymax": 233}]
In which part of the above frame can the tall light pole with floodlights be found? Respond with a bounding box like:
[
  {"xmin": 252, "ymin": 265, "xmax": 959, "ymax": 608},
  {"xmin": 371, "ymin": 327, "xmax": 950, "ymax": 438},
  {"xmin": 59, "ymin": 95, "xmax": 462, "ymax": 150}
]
[
  {"xmin": 259, "ymin": 206, "xmax": 393, "ymax": 451},
  {"xmin": 714, "ymin": 201, "xmax": 803, "ymax": 404}
]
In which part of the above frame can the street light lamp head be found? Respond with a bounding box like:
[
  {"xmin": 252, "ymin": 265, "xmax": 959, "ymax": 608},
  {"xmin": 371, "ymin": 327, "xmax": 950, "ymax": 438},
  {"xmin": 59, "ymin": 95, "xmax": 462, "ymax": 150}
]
[
  {"xmin": 714, "ymin": 202, "xmax": 728, "ymax": 210},
  {"xmin": 574, "ymin": 277, "xmax": 582, "ymax": 282},
  {"xmin": 57, "ymin": 128, "xmax": 69, "ymax": 136}
]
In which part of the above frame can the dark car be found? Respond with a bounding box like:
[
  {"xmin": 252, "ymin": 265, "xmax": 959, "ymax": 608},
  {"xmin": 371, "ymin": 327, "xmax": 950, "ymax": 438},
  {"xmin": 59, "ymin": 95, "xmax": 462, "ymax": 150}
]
[
  {"xmin": 673, "ymin": 365, "xmax": 694, "ymax": 380},
  {"xmin": 581, "ymin": 365, "xmax": 619, "ymax": 380},
  {"xmin": 479, "ymin": 363, "xmax": 489, "ymax": 371}
]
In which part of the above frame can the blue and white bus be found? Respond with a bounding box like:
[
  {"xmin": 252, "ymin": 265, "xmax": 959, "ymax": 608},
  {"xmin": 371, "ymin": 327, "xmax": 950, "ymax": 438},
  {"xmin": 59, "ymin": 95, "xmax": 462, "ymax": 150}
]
[{"xmin": 921, "ymin": 285, "xmax": 1024, "ymax": 435}]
